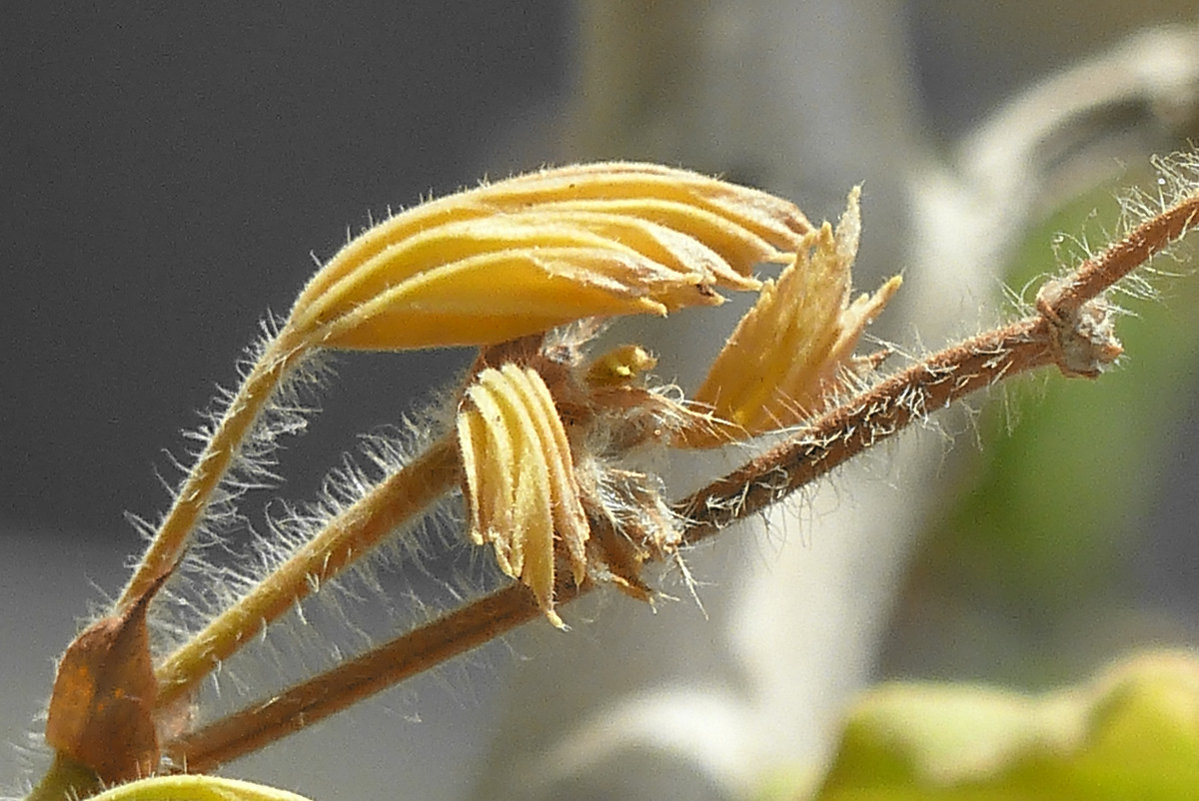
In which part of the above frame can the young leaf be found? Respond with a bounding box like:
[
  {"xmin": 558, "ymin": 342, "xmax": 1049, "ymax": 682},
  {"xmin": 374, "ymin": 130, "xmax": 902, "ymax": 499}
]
[
  {"xmin": 458, "ymin": 364, "xmax": 588, "ymax": 627},
  {"xmin": 284, "ymin": 162, "xmax": 812, "ymax": 351},
  {"xmin": 691, "ymin": 188, "xmax": 900, "ymax": 442}
]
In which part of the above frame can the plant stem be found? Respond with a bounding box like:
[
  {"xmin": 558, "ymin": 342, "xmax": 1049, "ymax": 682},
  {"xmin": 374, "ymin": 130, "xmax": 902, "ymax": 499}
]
[
  {"xmin": 25, "ymin": 754, "xmax": 103, "ymax": 801},
  {"xmin": 166, "ymin": 582, "xmax": 549, "ymax": 772},
  {"xmin": 163, "ymin": 321, "xmax": 1054, "ymax": 769},
  {"xmin": 155, "ymin": 436, "xmax": 461, "ymax": 708},
  {"xmin": 679, "ymin": 318, "xmax": 1051, "ymax": 539},
  {"xmin": 1050, "ymin": 193, "xmax": 1199, "ymax": 317},
  {"xmin": 118, "ymin": 334, "xmax": 305, "ymax": 609}
]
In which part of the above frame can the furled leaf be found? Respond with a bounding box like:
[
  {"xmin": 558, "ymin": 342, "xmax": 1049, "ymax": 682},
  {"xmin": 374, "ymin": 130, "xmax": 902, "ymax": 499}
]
[
  {"xmin": 691, "ymin": 188, "xmax": 899, "ymax": 443},
  {"xmin": 285, "ymin": 162, "xmax": 812, "ymax": 351},
  {"xmin": 457, "ymin": 364, "xmax": 588, "ymax": 627}
]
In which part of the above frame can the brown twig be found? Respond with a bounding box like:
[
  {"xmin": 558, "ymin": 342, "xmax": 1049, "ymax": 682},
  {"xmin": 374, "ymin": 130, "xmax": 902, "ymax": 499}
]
[
  {"xmin": 678, "ymin": 319, "xmax": 1053, "ymax": 540},
  {"xmin": 1049, "ymin": 192, "xmax": 1199, "ymax": 318}
]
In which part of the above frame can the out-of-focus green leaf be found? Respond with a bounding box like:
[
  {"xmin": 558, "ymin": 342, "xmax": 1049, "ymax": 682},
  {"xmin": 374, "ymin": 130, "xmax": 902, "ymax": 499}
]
[{"xmin": 814, "ymin": 651, "xmax": 1199, "ymax": 800}]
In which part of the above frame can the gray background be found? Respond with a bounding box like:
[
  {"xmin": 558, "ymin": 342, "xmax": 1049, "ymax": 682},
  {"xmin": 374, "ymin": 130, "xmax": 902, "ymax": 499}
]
[{"xmin": 5, "ymin": 3, "xmax": 1199, "ymax": 800}]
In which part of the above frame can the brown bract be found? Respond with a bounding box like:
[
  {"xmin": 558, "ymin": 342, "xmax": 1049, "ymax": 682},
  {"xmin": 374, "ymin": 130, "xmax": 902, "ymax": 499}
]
[{"xmin": 45, "ymin": 576, "xmax": 168, "ymax": 785}]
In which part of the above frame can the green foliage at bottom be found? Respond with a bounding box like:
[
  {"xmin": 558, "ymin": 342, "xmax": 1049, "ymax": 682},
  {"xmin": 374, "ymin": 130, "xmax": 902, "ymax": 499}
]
[{"xmin": 814, "ymin": 651, "xmax": 1199, "ymax": 800}]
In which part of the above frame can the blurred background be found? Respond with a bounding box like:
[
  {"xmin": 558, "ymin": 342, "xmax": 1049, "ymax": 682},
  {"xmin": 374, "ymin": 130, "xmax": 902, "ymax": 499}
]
[{"xmin": 4, "ymin": 2, "xmax": 1199, "ymax": 799}]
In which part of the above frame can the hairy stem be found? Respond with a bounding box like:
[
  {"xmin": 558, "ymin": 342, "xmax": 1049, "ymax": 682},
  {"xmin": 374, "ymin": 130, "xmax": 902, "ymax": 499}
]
[
  {"xmin": 1051, "ymin": 192, "xmax": 1199, "ymax": 317},
  {"xmin": 119, "ymin": 333, "xmax": 306, "ymax": 608},
  {"xmin": 679, "ymin": 319, "xmax": 1051, "ymax": 538},
  {"xmin": 163, "ymin": 321, "xmax": 1054, "ymax": 769},
  {"xmin": 156, "ymin": 436, "xmax": 461, "ymax": 708},
  {"xmin": 166, "ymin": 581, "xmax": 548, "ymax": 772}
]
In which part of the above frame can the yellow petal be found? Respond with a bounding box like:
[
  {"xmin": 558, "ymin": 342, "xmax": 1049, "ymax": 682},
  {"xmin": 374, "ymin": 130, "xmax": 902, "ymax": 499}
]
[
  {"xmin": 457, "ymin": 409, "xmax": 494, "ymax": 545},
  {"xmin": 321, "ymin": 246, "xmax": 720, "ymax": 350},
  {"xmin": 499, "ymin": 162, "xmax": 811, "ymax": 249},
  {"xmin": 527, "ymin": 198, "xmax": 782, "ymax": 286},
  {"xmin": 503, "ymin": 209, "xmax": 763, "ymax": 291},
  {"xmin": 460, "ymin": 384, "xmax": 521, "ymax": 574},
  {"xmin": 823, "ymin": 274, "xmax": 903, "ymax": 378},
  {"xmin": 586, "ymin": 344, "xmax": 658, "ymax": 387},
  {"xmin": 287, "ymin": 162, "xmax": 811, "ymax": 351}
]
